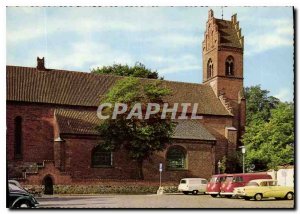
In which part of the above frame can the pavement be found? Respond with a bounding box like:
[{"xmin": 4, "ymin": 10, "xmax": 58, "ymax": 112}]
[{"xmin": 36, "ymin": 193, "xmax": 295, "ymax": 208}]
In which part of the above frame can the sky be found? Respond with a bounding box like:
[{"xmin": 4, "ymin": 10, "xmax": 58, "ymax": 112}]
[{"xmin": 6, "ymin": 6, "xmax": 294, "ymax": 102}]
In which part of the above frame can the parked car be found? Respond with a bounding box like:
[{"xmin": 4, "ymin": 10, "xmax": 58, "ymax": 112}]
[
  {"xmin": 178, "ymin": 178, "xmax": 208, "ymax": 195},
  {"xmin": 220, "ymin": 173, "xmax": 272, "ymax": 198},
  {"xmin": 8, "ymin": 180, "xmax": 22, "ymax": 188},
  {"xmin": 233, "ymin": 179, "xmax": 294, "ymax": 201},
  {"xmin": 8, "ymin": 180, "xmax": 39, "ymax": 208},
  {"xmin": 206, "ymin": 174, "xmax": 232, "ymax": 198}
]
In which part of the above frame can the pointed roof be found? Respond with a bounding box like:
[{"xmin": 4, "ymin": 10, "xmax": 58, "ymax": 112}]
[
  {"xmin": 215, "ymin": 18, "xmax": 243, "ymax": 49},
  {"xmin": 6, "ymin": 65, "xmax": 232, "ymax": 116},
  {"xmin": 203, "ymin": 10, "xmax": 244, "ymax": 51}
]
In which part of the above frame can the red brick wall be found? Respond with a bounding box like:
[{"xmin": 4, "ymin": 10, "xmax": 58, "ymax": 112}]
[
  {"xmin": 21, "ymin": 161, "xmax": 72, "ymax": 185},
  {"xmin": 217, "ymin": 49, "xmax": 243, "ymax": 79},
  {"xmin": 56, "ymin": 137, "xmax": 215, "ymax": 182},
  {"xmin": 7, "ymin": 102, "xmax": 97, "ymax": 165},
  {"xmin": 203, "ymin": 48, "xmax": 219, "ymax": 81},
  {"xmin": 238, "ymin": 98, "xmax": 246, "ymax": 142},
  {"xmin": 61, "ymin": 137, "xmax": 137, "ymax": 179},
  {"xmin": 7, "ymin": 102, "xmax": 231, "ymax": 182},
  {"xmin": 201, "ymin": 115, "xmax": 235, "ymax": 167},
  {"xmin": 144, "ymin": 141, "xmax": 215, "ymax": 181},
  {"xmin": 7, "ymin": 102, "xmax": 55, "ymax": 162},
  {"xmin": 207, "ymin": 77, "xmax": 243, "ymax": 101}
]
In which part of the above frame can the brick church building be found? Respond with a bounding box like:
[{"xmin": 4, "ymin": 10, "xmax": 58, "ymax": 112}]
[{"xmin": 7, "ymin": 10, "xmax": 245, "ymax": 188}]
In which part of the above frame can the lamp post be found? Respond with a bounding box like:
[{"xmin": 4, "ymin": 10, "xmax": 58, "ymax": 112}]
[{"xmin": 239, "ymin": 146, "xmax": 246, "ymax": 173}]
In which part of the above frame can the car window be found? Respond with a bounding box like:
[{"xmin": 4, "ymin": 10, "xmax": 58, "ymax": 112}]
[
  {"xmin": 268, "ymin": 181, "xmax": 277, "ymax": 186},
  {"xmin": 260, "ymin": 182, "xmax": 268, "ymax": 186},
  {"xmin": 246, "ymin": 182, "xmax": 259, "ymax": 186},
  {"xmin": 210, "ymin": 177, "xmax": 217, "ymax": 182},
  {"xmin": 9, "ymin": 183, "xmax": 25, "ymax": 192},
  {"xmin": 233, "ymin": 176, "xmax": 243, "ymax": 182},
  {"xmin": 225, "ymin": 176, "xmax": 233, "ymax": 182},
  {"xmin": 201, "ymin": 180, "xmax": 208, "ymax": 184},
  {"xmin": 180, "ymin": 179, "xmax": 187, "ymax": 184},
  {"xmin": 220, "ymin": 177, "xmax": 226, "ymax": 182},
  {"xmin": 9, "ymin": 180, "xmax": 22, "ymax": 188}
]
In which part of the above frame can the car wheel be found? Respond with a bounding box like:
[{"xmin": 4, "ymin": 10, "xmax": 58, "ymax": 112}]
[
  {"xmin": 210, "ymin": 194, "xmax": 218, "ymax": 198},
  {"xmin": 225, "ymin": 195, "xmax": 232, "ymax": 198},
  {"xmin": 244, "ymin": 197, "xmax": 251, "ymax": 201},
  {"xmin": 192, "ymin": 190, "xmax": 198, "ymax": 195},
  {"xmin": 285, "ymin": 192, "xmax": 294, "ymax": 200},
  {"xmin": 16, "ymin": 201, "xmax": 31, "ymax": 208},
  {"xmin": 254, "ymin": 193, "xmax": 263, "ymax": 201},
  {"xmin": 183, "ymin": 191, "xmax": 189, "ymax": 195}
]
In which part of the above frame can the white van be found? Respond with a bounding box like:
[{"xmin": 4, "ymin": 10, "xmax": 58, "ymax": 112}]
[{"xmin": 178, "ymin": 178, "xmax": 208, "ymax": 195}]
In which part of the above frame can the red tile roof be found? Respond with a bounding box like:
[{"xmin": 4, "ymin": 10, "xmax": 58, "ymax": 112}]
[
  {"xmin": 55, "ymin": 108, "xmax": 216, "ymax": 141},
  {"xmin": 215, "ymin": 19, "xmax": 243, "ymax": 49},
  {"xmin": 7, "ymin": 65, "xmax": 231, "ymax": 116},
  {"xmin": 55, "ymin": 109, "xmax": 100, "ymax": 135}
]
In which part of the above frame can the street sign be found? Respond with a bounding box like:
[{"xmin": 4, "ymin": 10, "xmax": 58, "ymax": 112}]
[{"xmin": 159, "ymin": 163, "xmax": 163, "ymax": 172}]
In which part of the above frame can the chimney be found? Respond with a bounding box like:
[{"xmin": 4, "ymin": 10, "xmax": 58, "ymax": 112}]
[{"xmin": 37, "ymin": 57, "xmax": 45, "ymax": 70}]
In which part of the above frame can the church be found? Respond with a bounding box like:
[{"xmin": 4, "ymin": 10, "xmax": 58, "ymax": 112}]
[{"xmin": 7, "ymin": 10, "xmax": 246, "ymax": 187}]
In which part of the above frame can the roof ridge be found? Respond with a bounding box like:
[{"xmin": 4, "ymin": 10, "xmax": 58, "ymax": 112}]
[
  {"xmin": 6, "ymin": 65, "xmax": 208, "ymax": 87},
  {"xmin": 7, "ymin": 65, "xmax": 232, "ymax": 116}
]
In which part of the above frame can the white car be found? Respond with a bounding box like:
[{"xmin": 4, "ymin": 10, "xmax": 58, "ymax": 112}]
[{"xmin": 178, "ymin": 178, "xmax": 208, "ymax": 195}]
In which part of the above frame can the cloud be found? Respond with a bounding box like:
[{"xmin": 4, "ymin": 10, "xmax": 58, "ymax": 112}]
[
  {"xmin": 153, "ymin": 34, "xmax": 201, "ymax": 47},
  {"xmin": 145, "ymin": 54, "xmax": 201, "ymax": 74},
  {"xmin": 245, "ymin": 18, "xmax": 293, "ymax": 56},
  {"xmin": 274, "ymin": 88, "xmax": 294, "ymax": 102},
  {"xmin": 6, "ymin": 7, "xmax": 201, "ymax": 47},
  {"xmin": 159, "ymin": 65, "xmax": 201, "ymax": 74},
  {"xmin": 46, "ymin": 41, "xmax": 134, "ymax": 71}
]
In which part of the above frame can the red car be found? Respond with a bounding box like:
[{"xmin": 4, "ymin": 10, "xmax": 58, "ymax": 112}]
[
  {"xmin": 220, "ymin": 173, "xmax": 272, "ymax": 198},
  {"xmin": 206, "ymin": 174, "xmax": 232, "ymax": 197}
]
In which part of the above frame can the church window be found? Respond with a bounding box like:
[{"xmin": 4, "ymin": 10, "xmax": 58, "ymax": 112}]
[
  {"xmin": 166, "ymin": 146, "xmax": 186, "ymax": 169},
  {"xmin": 225, "ymin": 56, "xmax": 234, "ymax": 76},
  {"xmin": 14, "ymin": 116, "xmax": 23, "ymax": 159},
  {"xmin": 91, "ymin": 146, "xmax": 112, "ymax": 167},
  {"xmin": 207, "ymin": 59, "xmax": 213, "ymax": 78}
]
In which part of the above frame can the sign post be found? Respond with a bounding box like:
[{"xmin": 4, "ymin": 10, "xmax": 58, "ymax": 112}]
[
  {"xmin": 159, "ymin": 163, "xmax": 162, "ymax": 187},
  {"xmin": 157, "ymin": 163, "xmax": 164, "ymax": 195}
]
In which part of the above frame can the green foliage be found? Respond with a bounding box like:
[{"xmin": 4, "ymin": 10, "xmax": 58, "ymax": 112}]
[
  {"xmin": 244, "ymin": 85, "xmax": 280, "ymax": 125},
  {"xmin": 242, "ymin": 86, "xmax": 294, "ymax": 171},
  {"xmin": 219, "ymin": 156, "xmax": 227, "ymax": 173},
  {"xmin": 91, "ymin": 62, "xmax": 161, "ymax": 79},
  {"xmin": 225, "ymin": 152, "xmax": 242, "ymax": 173},
  {"xmin": 97, "ymin": 77, "xmax": 174, "ymax": 179}
]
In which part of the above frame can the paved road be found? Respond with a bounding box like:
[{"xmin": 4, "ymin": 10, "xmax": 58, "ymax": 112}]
[{"xmin": 37, "ymin": 193, "xmax": 294, "ymax": 208}]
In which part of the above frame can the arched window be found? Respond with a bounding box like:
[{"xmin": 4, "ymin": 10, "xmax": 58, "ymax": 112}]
[
  {"xmin": 166, "ymin": 146, "xmax": 186, "ymax": 169},
  {"xmin": 207, "ymin": 59, "xmax": 213, "ymax": 78},
  {"xmin": 91, "ymin": 146, "xmax": 112, "ymax": 167},
  {"xmin": 14, "ymin": 116, "xmax": 23, "ymax": 159},
  {"xmin": 225, "ymin": 56, "xmax": 234, "ymax": 76}
]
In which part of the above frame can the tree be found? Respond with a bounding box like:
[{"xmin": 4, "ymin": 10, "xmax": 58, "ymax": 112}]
[
  {"xmin": 219, "ymin": 156, "xmax": 227, "ymax": 173},
  {"xmin": 91, "ymin": 62, "xmax": 161, "ymax": 79},
  {"xmin": 244, "ymin": 85, "xmax": 280, "ymax": 125},
  {"xmin": 242, "ymin": 86, "xmax": 294, "ymax": 171},
  {"xmin": 96, "ymin": 77, "xmax": 175, "ymax": 179},
  {"xmin": 225, "ymin": 152, "xmax": 242, "ymax": 173}
]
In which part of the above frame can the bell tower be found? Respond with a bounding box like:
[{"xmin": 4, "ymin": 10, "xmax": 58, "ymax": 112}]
[{"xmin": 202, "ymin": 9, "xmax": 245, "ymax": 142}]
